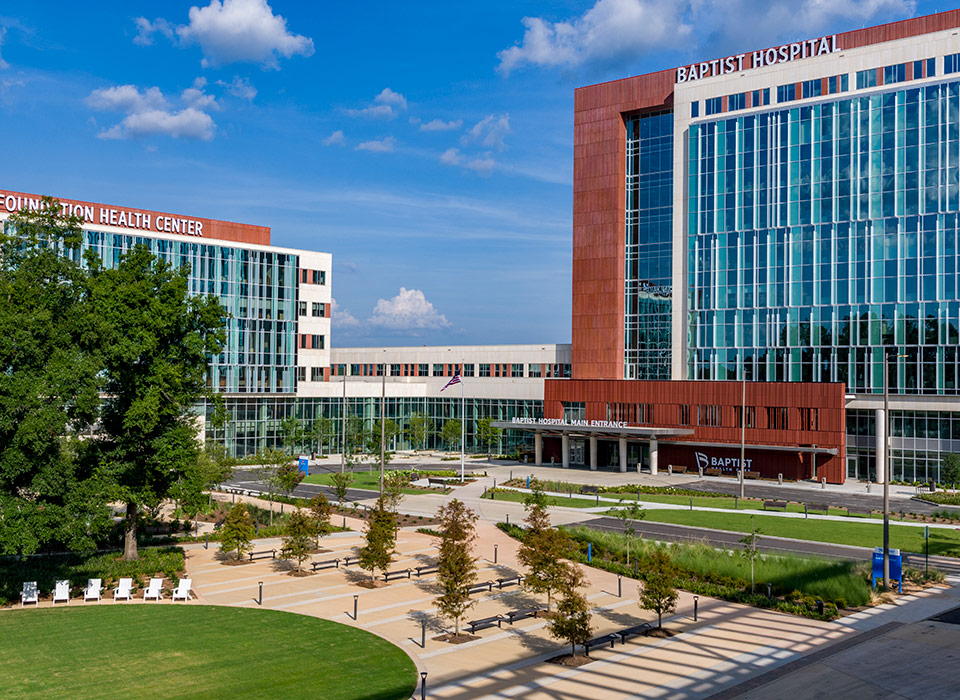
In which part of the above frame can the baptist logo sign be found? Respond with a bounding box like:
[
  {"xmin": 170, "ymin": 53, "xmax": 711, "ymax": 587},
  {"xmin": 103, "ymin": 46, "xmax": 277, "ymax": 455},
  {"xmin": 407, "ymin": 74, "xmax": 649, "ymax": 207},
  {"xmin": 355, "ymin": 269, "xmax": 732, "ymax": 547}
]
[{"xmin": 695, "ymin": 452, "xmax": 753, "ymax": 472}]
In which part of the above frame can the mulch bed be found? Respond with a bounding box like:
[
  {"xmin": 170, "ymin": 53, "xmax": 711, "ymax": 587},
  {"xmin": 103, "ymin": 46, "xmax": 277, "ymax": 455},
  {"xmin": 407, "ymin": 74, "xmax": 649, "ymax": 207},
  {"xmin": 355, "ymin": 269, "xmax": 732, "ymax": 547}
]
[
  {"xmin": 330, "ymin": 505, "xmax": 440, "ymax": 528},
  {"xmin": 433, "ymin": 633, "xmax": 479, "ymax": 644},
  {"xmin": 645, "ymin": 627, "xmax": 676, "ymax": 638},
  {"xmin": 356, "ymin": 580, "xmax": 387, "ymax": 589},
  {"xmin": 222, "ymin": 559, "xmax": 253, "ymax": 566},
  {"xmin": 287, "ymin": 570, "xmax": 314, "ymax": 577},
  {"xmin": 546, "ymin": 653, "xmax": 593, "ymax": 667}
]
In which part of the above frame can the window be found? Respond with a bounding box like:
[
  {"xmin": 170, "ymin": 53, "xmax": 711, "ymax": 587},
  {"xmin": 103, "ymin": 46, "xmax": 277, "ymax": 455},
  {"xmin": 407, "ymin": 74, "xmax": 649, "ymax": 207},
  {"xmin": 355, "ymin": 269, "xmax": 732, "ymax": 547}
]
[
  {"xmin": 432, "ymin": 363, "xmax": 444, "ymax": 376},
  {"xmin": 389, "ymin": 363, "xmax": 400, "ymax": 376},
  {"xmin": 736, "ymin": 406, "xmax": 756, "ymax": 429},
  {"xmin": 311, "ymin": 302, "xmax": 324, "ymax": 317},
  {"xmin": 728, "ymin": 92, "xmax": 745, "ymax": 111},
  {"xmin": 511, "ymin": 363, "xmax": 524, "ymax": 378},
  {"xmin": 296, "ymin": 367, "xmax": 306, "ymax": 382},
  {"xmin": 332, "ymin": 364, "xmax": 346, "ymax": 376},
  {"xmin": 311, "ymin": 367, "xmax": 323, "ymax": 381},
  {"xmin": 418, "ymin": 363, "xmax": 429, "ymax": 377},
  {"xmin": 312, "ymin": 335, "xmax": 324, "ymax": 349},
  {"xmin": 767, "ymin": 407, "xmax": 790, "ymax": 430},
  {"xmin": 705, "ymin": 96, "xmax": 723, "ymax": 115},
  {"xmin": 309, "ymin": 270, "xmax": 326, "ymax": 285},
  {"xmin": 777, "ymin": 83, "xmax": 796, "ymax": 103},
  {"xmin": 801, "ymin": 79, "xmax": 822, "ymax": 99},
  {"xmin": 479, "ymin": 363, "xmax": 491, "ymax": 377},
  {"xmin": 462, "ymin": 363, "xmax": 475, "ymax": 377},
  {"xmin": 299, "ymin": 335, "xmax": 308, "ymax": 349},
  {"xmin": 946, "ymin": 53, "xmax": 960, "ymax": 75},
  {"xmin": 856, "ymin": 68, "xmax": 877, "ymax": 89},
  {"xmin": 698, "ymin": 405, "xmax": 720, "ymax": 427},
  {"xmin": 751, "ymin": 88, "xmax": 770, "ymax": 107},
  {"xmin": 883, "ymin": 63, "xmax": 906, "ymax": 85},
  {"xmin": 638, "ymin": 403, "xmax": 654, "ymax": 424},
  {"xmin": 679, "ymin": 405, "xmax": 691, "ymax": 425},
  {"xmin": 297, "ymin": 301, "xmax": 307, "ymax": 316},
  {"xmin": 800, "ymin": 407, "xmax": 819, "ymax": 431},
  {"xmin": 607, "ymin": 403, "xmax": 635, "ymax": 422},
  {"xmin": 563, "ymin": 402, "xmax": 585, "ymax": 421},
  {"xmin": 528, "ymin": 363, "xmax": 542, "ymax": 377},
  {"xmin": 690, "ymin": 101, "xmax": 700, "ymax": 118},
  {"xmin": 350, "ymin": 364, "xmax": 361, "ymax": 376}
]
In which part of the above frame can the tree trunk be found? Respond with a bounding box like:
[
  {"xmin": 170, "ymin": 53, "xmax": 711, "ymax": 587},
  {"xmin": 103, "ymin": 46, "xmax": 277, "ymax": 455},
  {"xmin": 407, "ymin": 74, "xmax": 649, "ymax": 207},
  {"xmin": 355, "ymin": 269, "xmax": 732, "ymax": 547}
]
[
  {"xmin": 122, "ymin": 501, "xmax": 139, "ymax": 561},
  {"xmin": 455, "ymin": 618, "xmax": 460, "ymax": 636},
  {"xmin": 658, "ymin": 611, "xmax": 662, "ymax": 628},
  {"xmin": 547, "ymin": 589, "xmax": 552, "ymax": 612}
]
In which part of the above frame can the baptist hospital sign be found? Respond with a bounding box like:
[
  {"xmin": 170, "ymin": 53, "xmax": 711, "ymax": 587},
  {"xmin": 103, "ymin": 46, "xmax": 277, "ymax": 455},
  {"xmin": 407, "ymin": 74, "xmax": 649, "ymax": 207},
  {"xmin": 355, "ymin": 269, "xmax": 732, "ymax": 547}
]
[{"xmin": 677, "ymin": 35, "xmax": 840, "ymax": 83}]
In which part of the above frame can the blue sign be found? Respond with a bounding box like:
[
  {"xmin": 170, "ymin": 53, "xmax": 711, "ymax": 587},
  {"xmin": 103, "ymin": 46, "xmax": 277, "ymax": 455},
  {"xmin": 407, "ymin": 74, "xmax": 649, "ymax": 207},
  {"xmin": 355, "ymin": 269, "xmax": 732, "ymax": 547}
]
[
  {"xmin": 872, "ymin": 547, "xmax": 902, "ymax": 592},
  {"xmin": 298, "ymin": 457, "xmax": 309, "ymax": 475}
]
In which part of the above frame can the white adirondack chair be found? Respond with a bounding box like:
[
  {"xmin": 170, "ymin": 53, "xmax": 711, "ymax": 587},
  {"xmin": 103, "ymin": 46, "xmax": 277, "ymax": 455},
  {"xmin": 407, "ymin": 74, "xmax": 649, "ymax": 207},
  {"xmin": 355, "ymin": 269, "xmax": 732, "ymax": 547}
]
[
  {"xmin": 21, "ymin": 582, "xmax": 39, "ymax": 607},
  {"xmin": 113, "ymin": 578, "xmax": 133, "ymax": 602},
  {"xmin": 172, "ymin": 578, "xmax": 192, "ymax": 602},
  {"xmin": 143, "ymin": 578, "xmax": 164, "ymax": 602},
  {"xmin": 83, "ymin": 578, "xmax": 102, "ymax": 603},
  {"xmin": 52, "ymin": 580, "xmax": 71, "ymax": 605}
]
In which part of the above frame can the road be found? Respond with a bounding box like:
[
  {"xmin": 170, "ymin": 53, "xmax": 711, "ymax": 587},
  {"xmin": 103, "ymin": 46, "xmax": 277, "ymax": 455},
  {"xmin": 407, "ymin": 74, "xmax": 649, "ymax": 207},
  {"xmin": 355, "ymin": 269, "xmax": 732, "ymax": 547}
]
[
  {"xmin": 685, "ymin": 479, "xmax": 944, "ymax": 516},
  {"xmin": 578, "ymin": 515, "xmax": 960, "ymax": 575}
]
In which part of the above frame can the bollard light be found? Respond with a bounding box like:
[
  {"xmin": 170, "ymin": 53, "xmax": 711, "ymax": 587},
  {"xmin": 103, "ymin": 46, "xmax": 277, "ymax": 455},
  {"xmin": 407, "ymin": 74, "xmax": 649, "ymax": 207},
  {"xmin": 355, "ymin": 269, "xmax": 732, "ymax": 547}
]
[
  {"xmin": 258, "ymin": 581, "xmax": 263, "ymax": 606},
  {"xmin": 494, "ymin": 543, "xmax": 498, "ymax": 564},
  {"xmin": 618, "ymin": 574, "xmax": 622, "ymax": 598},
  {"xmin": 506, "ymin": 513, "xmax": 510, "ymax": 526},
  {"xmin": 420, "ymin": 671, "xmax": 428, "ymax": 700},
  {"xmin": 204, "ymin": 532, "xmax": 209, "ymax": 549},
  {"xmin": 353, "ymin": 594, "xmax": 359, "ymax": 620},
  {"xmin": 693, "ymin": 595, "xmax": 699, "ymax": 621}
]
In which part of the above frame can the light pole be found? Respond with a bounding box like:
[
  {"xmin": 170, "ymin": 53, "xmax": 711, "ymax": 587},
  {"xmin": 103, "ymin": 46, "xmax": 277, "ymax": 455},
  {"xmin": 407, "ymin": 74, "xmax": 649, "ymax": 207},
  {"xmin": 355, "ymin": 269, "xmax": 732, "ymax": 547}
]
[
  {"xmin": 380, "ymin": 354, "xmax": 386, "ymax": 499},
  {"xmin": 739, "ymin": 365, "xmax": 746, "ymax": 499},
  {"xmin": 341, "ymin": 375, "xmax": 346, "ymax": 474},
  {"xmin": 882, "ymin": 352, "xmax": 893, "ymax": 591}
]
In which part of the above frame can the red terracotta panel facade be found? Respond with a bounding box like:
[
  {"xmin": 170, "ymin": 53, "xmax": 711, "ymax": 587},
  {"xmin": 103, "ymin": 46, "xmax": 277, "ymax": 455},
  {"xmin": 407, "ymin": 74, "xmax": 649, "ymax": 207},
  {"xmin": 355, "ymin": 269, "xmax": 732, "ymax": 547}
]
[
  {"xmin": 0, "ymin": 189, "xmax": 270, "ymax": 246},
  {"xmin": 571, "ymin": 9, "xmax": 960, "ymax": 382},
  {"xmin": 544, "ymin": 379, "xmax": 846, "ymax": 483}
]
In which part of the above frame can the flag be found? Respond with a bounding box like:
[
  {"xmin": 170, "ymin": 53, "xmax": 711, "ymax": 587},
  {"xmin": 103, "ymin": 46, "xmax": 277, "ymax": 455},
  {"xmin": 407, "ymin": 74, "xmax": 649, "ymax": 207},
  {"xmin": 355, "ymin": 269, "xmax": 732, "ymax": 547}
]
[{"xmin": 441, "ymin": 370, "xmax": 461, "ymax": 392}]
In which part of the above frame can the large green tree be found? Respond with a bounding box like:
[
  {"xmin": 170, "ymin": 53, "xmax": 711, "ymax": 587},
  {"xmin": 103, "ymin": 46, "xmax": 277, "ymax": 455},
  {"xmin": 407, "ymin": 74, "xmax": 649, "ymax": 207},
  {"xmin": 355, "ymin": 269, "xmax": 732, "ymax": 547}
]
[
  {"xmin": 434, "ymin": 499, "xmax": 479, "ymax": 636},
  {"xmin": 87, "ymin": 244, "xmax": 226, "ymax": 560},
  {"xmin": 476, "ymin": 418, "xmax": 502, "ymax": 459},
  {"xmin": 0, "ymin": 198, "xmax": 110, "ymax": 556}
]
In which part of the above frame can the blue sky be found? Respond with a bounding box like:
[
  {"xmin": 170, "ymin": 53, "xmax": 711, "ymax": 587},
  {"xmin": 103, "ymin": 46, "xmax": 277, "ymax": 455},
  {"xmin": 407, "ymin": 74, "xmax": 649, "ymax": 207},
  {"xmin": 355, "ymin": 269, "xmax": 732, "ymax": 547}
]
[{"xmin": 0, "ymin": 0, "xmax": 936, "ymax": 346}]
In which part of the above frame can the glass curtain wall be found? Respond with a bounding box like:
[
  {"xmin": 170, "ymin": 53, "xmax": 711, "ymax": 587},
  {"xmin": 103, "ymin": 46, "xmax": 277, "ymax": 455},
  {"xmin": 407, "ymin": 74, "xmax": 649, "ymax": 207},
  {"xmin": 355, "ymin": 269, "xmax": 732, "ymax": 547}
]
[{"xmin": 625, "ymin": 110, "xmax": 674, "ymax": 379}]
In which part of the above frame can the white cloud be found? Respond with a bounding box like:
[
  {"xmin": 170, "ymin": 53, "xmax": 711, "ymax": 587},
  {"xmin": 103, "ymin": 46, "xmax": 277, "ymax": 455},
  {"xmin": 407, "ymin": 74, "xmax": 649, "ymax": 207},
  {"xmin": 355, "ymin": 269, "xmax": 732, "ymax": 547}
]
[
  {"xmin": 420, "ymin": 118, "xmax": 463, "ymax": 132},
  {"xmin": 497, "ymin": 0, "xmax": 914, "ymax": 75},
  {"xmin": 465, "ymin": 155, "xmax": 496, "ymax": 174},
  {"xmin": 216, "ymin": 75, "xmax": 257, "ymax": 100},
  {"xmin": 461, "ymin": 114, "xmax": 510, "ymax": 151},
  {"xmin": 323, "ymin": 129, "xmax": 345, "ymax": 146},
  {"xmin": 176, "ymin": 0, "xmax": 314, "ymax": 68},
  {"xmin": 370, "ymin": 288, "xmax": 451, "ymax": 330},
  {"xmin": 355, "ymin": 136, "xmax": 396, "ymax": 153},
  {"xmin": 86, "ymin": 82, "xmax": 217, "ymax": 141},
  {"xmin": 440, "ymin": 147, "xmax": 462, "ymax": 165},
  {"xmin": 0, "ymin": 28, "xmax": 9, "ymax": 69},
  {"xmin": 133, "ymin": 17, "xmax": 175, "ymax": 46},
  {"xmin": 347, "ymin": 87, "xmax": 407, "ymax": 119},
  {"xmin": 332, "ymin": 299, "xmax": 362, "ymax": 329}
]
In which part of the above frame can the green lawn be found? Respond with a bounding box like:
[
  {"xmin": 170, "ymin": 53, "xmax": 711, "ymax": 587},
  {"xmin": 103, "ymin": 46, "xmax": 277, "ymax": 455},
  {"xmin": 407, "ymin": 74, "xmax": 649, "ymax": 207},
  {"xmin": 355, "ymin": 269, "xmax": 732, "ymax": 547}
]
[
  {"xmin": 303, "ymin": 471, "xmax": 434, "ymax": 495},
  {"xmin": 638, "ymin": 509, "xmax": 960, "ymax": 556},
  {"xmin": 485, "ymin": 489, "xmax": 600, "ymax": 508},
  {"xmin": 0, "ymin": 605, "xmax": 416, "ymax": 700}
]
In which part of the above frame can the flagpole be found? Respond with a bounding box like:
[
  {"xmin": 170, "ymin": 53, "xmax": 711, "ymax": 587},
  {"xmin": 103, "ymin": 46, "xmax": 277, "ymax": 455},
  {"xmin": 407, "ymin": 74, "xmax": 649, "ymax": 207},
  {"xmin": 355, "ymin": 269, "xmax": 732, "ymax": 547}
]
[{"xmin": 460, "ymin": 362, "xmax": 465, "ymax": 484}]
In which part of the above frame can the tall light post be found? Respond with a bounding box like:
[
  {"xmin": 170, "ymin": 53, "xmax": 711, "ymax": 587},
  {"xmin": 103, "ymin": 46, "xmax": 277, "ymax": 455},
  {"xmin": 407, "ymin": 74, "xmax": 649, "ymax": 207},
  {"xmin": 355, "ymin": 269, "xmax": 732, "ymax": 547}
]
[
  {"xmin": 340, "ymin": 375, "xmax": 346, "ymax": 474},
  {"xmin": 380, "ymin": 354, "xmax": 386, "ymax": 499},
  {"xmin": 739, "ymin": 364, "xmax": 746, "ymax": 499},
  {"xmin": 881, "ymin": 351, "xmax": 905, "ymax": 591}
]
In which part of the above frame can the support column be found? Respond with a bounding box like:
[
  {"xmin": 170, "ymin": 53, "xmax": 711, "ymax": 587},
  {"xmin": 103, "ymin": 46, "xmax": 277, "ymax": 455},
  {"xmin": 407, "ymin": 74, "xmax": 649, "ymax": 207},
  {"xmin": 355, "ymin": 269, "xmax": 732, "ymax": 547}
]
[
  {"xmin": 534, "ymin": 432, "xmax": 542, "ymax": 467},
  {"xmin": 619, "ymin": 437, "xmax": 627, "ymax": 473},
  {"xmin": 561, "ymin": 433, "xmax": 570, "ymax": 469},
  {"xmin": 650, "ymin": 438, "xmax": 659, "ymax": 476},
  {"xmin": 589, "ymin": 436, "xmax": 598, "ymax": 471},
  {"xmin": 875, "ymin": 408, "xmax": 886, "ymax": 484}
]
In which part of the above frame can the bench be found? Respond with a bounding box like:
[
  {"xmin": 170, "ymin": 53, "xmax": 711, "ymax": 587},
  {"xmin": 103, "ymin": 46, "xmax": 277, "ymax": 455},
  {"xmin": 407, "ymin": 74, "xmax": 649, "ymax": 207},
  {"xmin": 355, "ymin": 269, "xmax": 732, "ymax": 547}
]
[
  {"xmin": 763, "ymin": 500, "xmax": 788, "ymax": 511},
  {"xmin": 428, "ymin": 478, "xmax": 448, "ymax": 486},
  {"xmin": 311, "ymin": 558, "xmax": 341, "ymax": 571},
  {"xmin": 705, "ymin": 468, "xmax": 723, "ymax": 477},
  {"xmin": 468, "ymin": 580, "xmax": 496, "ymax": 595},
  {"xmin": 668, "ymin": 465, "xmax": 687, "ymax": 474},
  {"xmin": 847, "ymin": 506, "xmax": 872, "ymax": 517},
  {"xmin": 616, "ymin": 622, "xmax": 652, "ymax": 643},
  {"xmin": 414, "ymin": 564, "xmax": 438, "ymax": 577},
  {"xmin": 744, "ymin": 470, "xmax": 761, "ymax": 480},
  {"xmin": 383, "ymin": 569, "xmax": 412, "ymax": 582},
  {"xmin": 581, "ymin": 485, "xmax": 599, "ymax": 494},
  {"xmin": 496, "ymin": 575, "xmax": 523, "ymax": 590},
  {"xmin": 466, "ymin": 615, "xmax": 502, "ymax": 634},
  {"xmin": 806, "ymin": 503, "xmax": 830, "ymax": 513},
  {"xmin": 504, "ymin": 608, "xmax": 539, "ymax": 625},
  {"xmin": 583, "ymin": 633, "xmax": 619, "ymax": 655},
  {"xmin": 248, "ymin": 549, "xmax": 276, "ymax": 561}
]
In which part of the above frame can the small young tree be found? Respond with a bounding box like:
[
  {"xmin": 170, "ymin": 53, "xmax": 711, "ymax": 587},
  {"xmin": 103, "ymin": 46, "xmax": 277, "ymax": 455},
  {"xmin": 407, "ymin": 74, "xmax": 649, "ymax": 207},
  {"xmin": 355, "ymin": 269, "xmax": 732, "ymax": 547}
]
[
  {"xmin": 329, "ymin": 471, "xmax": 353, "ymax": 505},
  {"xmin": 523, "ymin": 483, "xmax": 549, "ymax": 512},
  {"xmin": 219, "ymin": 502, "xmax": 255, "ymax": 561},
  {"xmin": 280, "ymin": 510, "xmax": 314, "ymax": 573},
  {"xmin": 640, "ymin": 548, "xmax": 678, "ymax": 628},
  {"xmin": 476, "ymin": 418, "xmax": 502, "ymax": 459},
  {"xmin": 382, "ymin": 470, "xmax": 408, "ymax": 512},
  {"xmin": 275, "ymin": 461, "xmax": 304, "ymax": 502},
  {"xmin": 941, "ymin": 452, "xmax": 960, "ymax": 490},
  {"xmin": 517, "ymin": 501, "xmax": 572, "ymax": 612},
  {"xmin": 739, "ymin": 516, "xmax": 762, "ymax": 593},
  {"xmin": 367, "ymin": 418, "xmax": 400, "ymax": 471},
  {"xmin": 308, "ymin": 416, "xmax": 335, "ymax": 457},
  {"xmin": 407, "ymin": 412, "xmax": 434, "ymax": 453},
  {"xmin": 615, "ymin": 499, "xmax": 646, "ymax": 565},
  {"xmin": 260, "ymin": 447, "xmax": 289, "ymax": 525},
  {"xmin": 434, "ymin": 499, "xmax": 479, "ymax": 636},
  {"xmin": 309, "ymin": 494, "xmax": 333, "ymax": 548},
  {"xmin": 279, "ymin": 416, "xmax": 304, "ymax": 455},
  {"xmin": 441, "ymin": 419, "xmax": 462, "ymax": 452},
  {"xmin": 548, "ymin": 566, "xmax": 592, "ymax": 658},
  {"xmin": 358, "ymin": 498, "xmax": 397, "ymax": 583}
]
